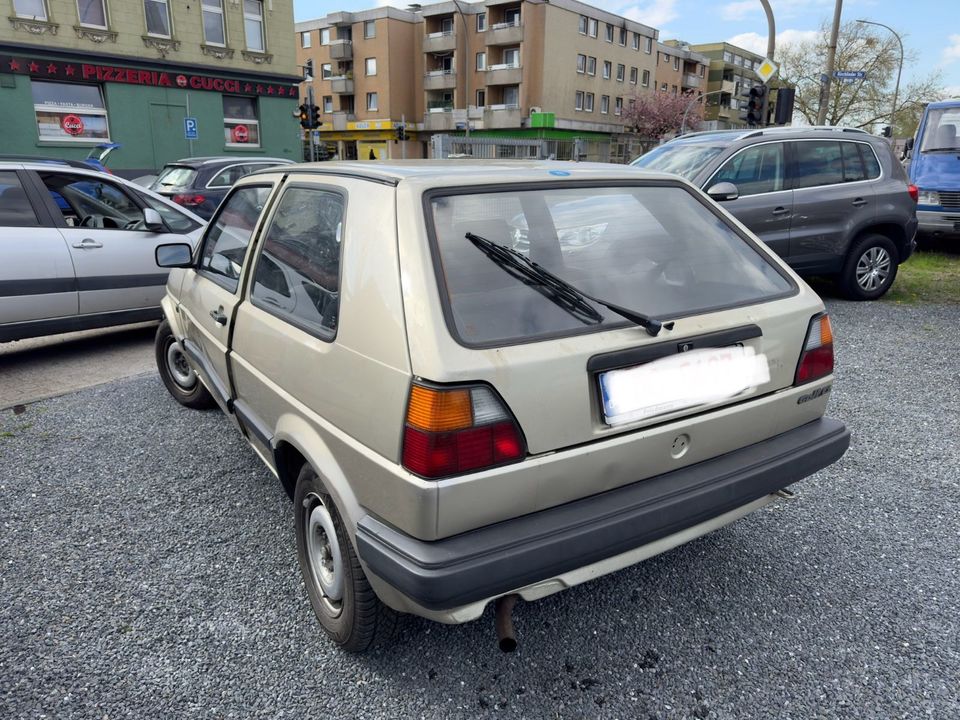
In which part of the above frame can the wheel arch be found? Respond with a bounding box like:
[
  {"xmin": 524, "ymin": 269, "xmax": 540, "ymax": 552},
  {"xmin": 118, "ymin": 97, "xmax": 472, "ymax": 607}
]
[{"xmin": 850, "ymin": 222, "xmax": 908, "ymax": 263}]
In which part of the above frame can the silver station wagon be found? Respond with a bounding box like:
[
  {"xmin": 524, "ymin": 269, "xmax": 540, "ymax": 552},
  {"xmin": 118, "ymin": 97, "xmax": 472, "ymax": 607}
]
[{"xmin": 154, "ymin": 161, "xmax": 850, "ymax": 652}]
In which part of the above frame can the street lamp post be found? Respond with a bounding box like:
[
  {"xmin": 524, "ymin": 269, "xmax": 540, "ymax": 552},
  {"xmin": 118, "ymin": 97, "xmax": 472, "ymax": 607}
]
[
  {"xmin": 680, "ymin": 89, "xmax": 724, "ymax": 135},
  {"xmin": 856, "ymin": 18, "xmax": 903, "ymax": 142}
]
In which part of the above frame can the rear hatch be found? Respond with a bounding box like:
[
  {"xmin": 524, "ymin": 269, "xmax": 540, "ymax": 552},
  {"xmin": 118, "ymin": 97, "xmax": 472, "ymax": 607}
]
[{"xmin": 149, "ymin": 164, "xmax": 199, "ymax": 198}]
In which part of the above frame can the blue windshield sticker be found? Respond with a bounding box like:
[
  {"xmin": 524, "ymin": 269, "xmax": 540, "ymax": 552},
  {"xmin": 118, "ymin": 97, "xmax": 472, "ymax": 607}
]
[{"xmin": 549, "ymin": 170, "xmax": 571, "ymax": 176}]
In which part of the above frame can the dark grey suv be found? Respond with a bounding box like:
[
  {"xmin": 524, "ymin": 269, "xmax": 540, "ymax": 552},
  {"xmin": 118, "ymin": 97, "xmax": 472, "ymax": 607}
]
[{"xmin": 632, "ymin": 127, "xmax": 919, "ymax": 300}]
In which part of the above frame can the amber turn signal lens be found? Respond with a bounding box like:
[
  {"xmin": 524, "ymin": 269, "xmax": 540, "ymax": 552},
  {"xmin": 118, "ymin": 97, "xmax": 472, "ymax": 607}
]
[{"xmin": 406, "ymin": 385, "xmax": 473, "ymax": 432}]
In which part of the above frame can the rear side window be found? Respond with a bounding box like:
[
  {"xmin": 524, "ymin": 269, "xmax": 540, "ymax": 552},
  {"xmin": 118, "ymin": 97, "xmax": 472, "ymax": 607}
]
[
  {"xmin": 250, "ymin": 186, "xmax": 344, "ymax": 338},
  {"xmin": 793, "ymin": 141, "xmax": 843, "ymax": 189},
  {"xmin": 428, "ymin": 184, "xmax": 794, "ymax": 347},
  {"xmin": 861, "ymin": 145, "xmax": 881, "ymax": 179},
  {"xmin": 840, "ymin": 142, "xmax": 866, "ymax": 182},
  {"xmin": 199, "ymin": 185, "xmax": 272, "ymax": 292},
  {"xmin": 708, "ymin": 142, "xmax": 785, "ymax": 196},
  {"xmin": 153, "ymin": 166, "xmax": 198, "ymax": 191},
  {"xmin": 0, "ymin": 171, "xmax": 39, "ymax": 227},
  {"xmin": 208, "ymin": 164, "xmax": 247, "ymax": 188}
]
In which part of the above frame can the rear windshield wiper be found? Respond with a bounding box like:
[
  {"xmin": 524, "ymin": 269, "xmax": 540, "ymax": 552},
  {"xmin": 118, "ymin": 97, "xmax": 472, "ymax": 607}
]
[{"xmin": 465, "ymin": 232, "xmax": 674, "ymax": 337}]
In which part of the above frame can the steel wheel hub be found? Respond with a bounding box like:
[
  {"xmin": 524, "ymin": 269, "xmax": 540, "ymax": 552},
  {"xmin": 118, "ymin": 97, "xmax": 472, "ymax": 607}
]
[
  {"xmin": 306, "ymin": 497, "xmax": 344, "ymax": 610},
  {"xmin": 166, "ymin": 342, "xmax": 196, "ymax": 388},
  {"xmin": 855, "ymin": 247, "xmax": 891, "ymax": 292}
]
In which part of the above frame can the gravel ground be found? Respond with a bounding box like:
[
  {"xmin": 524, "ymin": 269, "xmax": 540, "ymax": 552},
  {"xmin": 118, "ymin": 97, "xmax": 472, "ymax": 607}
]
[{"xmin": 1, "ymin": 298, "xmax": 958, "ymax": 720}]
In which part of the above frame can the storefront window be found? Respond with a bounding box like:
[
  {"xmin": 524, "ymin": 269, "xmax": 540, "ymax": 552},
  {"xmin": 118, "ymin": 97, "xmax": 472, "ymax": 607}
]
[
  {"xmin": 32, "ymin": 81, "xmax": 110, "ymax": 142},
  {"xmin": 202, "ymin": 0, "xmax": 225, "ymax": 45},
  {"xmin": 77, "ymin": 0, "xmax": 107, "ymax": 28},
  {"xmin": 14, "ymin": 0, "xmax": 47, "ymax": 20},
  {"xmin": 244, "ymin": 0, "xmax": 265, "ymax": 52},
  {"xmin": 223, "ymin": 96, "xmax": 260, "ymax": 148},
  {"xmin": 144, "ymin": 0, "xmax": 171, "ymax": 37}
]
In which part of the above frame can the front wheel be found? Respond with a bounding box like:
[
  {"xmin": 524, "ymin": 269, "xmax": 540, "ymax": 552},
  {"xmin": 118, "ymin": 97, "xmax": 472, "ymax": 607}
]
[
  {"xmin": 839, "ymin": 234, "xmax": 899, "ymax": 301},
  {"xmin": 155, "ymin": 320, "xmax": 215, "ymax": 409},
  {"xmin": 294, "ymin": 465, "xmax": 397, "ymax": 652}
]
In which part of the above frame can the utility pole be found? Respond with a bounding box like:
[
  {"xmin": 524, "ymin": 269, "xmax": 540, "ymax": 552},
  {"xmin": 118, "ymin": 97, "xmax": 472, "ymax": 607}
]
[
  {"xmin": 758, "ymin": 0, "xmax": 776, "ymax": 126},
  {"xmin": 817, "ymin": 0, "xmax": 844, "ymax": 125}
]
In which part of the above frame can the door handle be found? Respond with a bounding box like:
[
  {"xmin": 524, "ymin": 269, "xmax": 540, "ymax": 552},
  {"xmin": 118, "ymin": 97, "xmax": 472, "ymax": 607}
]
[
  {"xmin": 72, "ymin": 238, "xmax": 103, "ymax": 249},
  {"xmin": 851, "ymin": 198, "xmax": 868, "ymax": 207},
  {"xmin": 209, "ymin": 307, "xmax": 227, "ymax": 326},
  {"xmin": 772, "ymin": 206, "xmax": 790, "ymax": 216}
]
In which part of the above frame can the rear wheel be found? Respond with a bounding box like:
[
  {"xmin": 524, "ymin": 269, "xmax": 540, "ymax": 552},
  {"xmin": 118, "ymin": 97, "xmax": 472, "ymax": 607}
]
[
  {"xmin": 155, "ymin": 320, "xmax": 215, "ymax": 409},
  {"xmin": 294, "ymin": 465, "xmax": 397, "ymax": 652},
  {"xmin": 839, "ymin": 234, "xmax": 899, "ymax": 301}
]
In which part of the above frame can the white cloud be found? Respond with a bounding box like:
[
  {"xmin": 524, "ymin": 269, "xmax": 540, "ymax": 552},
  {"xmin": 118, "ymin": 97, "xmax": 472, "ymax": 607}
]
[
  {"xmin": 942, "ymin": 35, "xmax": 960, "ymax": 65},
  {"xmin": 721, "ymin": 1, "xmax": 759, "ymax": 21},
  {"xmin": 621, "ymin": 0, "xmax": 678, "ymax": 29},
  {"xmin": 726, "ymin": 29, "xmax": 820, "ymax": 56}
]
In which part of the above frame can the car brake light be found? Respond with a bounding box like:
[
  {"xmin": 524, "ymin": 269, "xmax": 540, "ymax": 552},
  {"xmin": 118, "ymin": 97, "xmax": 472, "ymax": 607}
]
[
  {"xmin": 402, "ymin": 383, "xmax": 526, "ymax": 479},
  {"xmin": 173, "ymin": 194, "xmax": 205, "ymax": 206},
  {"xmin": 907, "ymin": 184, "xmax": 918, "ymax": 202},
  {"xmin": 795, "ymin": 314, "xmax": 834, "ymax": 385}
]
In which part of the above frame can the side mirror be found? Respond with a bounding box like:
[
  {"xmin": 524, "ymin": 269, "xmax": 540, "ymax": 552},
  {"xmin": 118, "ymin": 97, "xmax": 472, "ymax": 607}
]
[
  {"xmin": 905, "ymin": 137, "xmax": 915, "ymax": 151},
  {"xmin": 143, "ymin": 207, "xmax": 165, "ymax": 232},
  {"xmin": 707, "ymin": 182, "xmax": 739, "ymax": 202},
  {"xmin": 155, "ymin": 243, "xmax": 193, "ymax": 268}
]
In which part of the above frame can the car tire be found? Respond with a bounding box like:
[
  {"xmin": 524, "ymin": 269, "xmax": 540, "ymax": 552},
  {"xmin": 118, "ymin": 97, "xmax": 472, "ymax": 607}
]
[
  {"xmin": 839, "ymin": 234, "xmax": 899, "ymax": 301},
  {"xmin": 155, "ymin": 320, "xmax": 216, "ymax": 409},
  {"xmin": 294, "ymin": 464, "xmax": 397, "ymax": 653}
]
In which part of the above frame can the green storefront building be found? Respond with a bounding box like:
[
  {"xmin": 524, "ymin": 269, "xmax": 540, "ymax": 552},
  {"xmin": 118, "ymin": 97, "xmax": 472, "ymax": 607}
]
[{"xmin": 1, "ymin": 0, "xmax": 300, "ymax": 176}]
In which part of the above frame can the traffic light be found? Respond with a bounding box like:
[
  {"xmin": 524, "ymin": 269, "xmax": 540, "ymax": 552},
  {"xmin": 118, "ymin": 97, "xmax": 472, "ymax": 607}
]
[
  {"xmin": 297, "ymin": 103, "xmax": 310, "ymax": 129},
  {"xmin": 773, "ymin": 87, "xmax": 796, "ymax": 125},
  {"xmin": 881, "ymin": 125, "xmax": 892, "ymax": 138},
  {"xmin": 739, "ymin": 85, "xmax": 766, "ymax": 127},
  {"xmin": 396, "ymin": 123, "xmax": 406, "ymax": 142},
  {"xmin": 309, "ymin": 104, "xmax": 321, "ymax": 129}
]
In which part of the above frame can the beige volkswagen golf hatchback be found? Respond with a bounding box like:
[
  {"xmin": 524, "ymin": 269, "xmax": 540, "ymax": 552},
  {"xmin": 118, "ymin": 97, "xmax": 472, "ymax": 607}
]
[{"xmin": 154, "ymin": 161, "xmax": 849, "ymax": 652}]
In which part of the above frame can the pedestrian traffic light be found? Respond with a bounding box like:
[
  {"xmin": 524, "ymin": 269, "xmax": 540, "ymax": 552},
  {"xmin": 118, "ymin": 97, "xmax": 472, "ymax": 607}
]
[
  {"xmin": 739, "ymin": 85, "xmax": 766, "ymax": 127},
  {"xmin": 881, "ymin": 125, "xmax": 892, "ymax": 138},
  {"xmin": 309, "ymin": 104, "xmax": 321, "ymax": 129},
  {"xmin": 298, "ymin": 103, "xmax": 310, "ymax": 129}
]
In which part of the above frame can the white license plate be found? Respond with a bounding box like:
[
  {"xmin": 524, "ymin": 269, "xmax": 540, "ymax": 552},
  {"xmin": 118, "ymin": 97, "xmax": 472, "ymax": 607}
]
[{"xmin": 599, "ymin": 346, "xmax": 770, "ymax": 426}]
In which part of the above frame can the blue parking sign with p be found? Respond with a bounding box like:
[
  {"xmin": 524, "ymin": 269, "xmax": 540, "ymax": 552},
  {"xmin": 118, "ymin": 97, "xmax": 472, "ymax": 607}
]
[{"xmin": 184, "ymin": 117, "xmax": 198, "ymax": 140}]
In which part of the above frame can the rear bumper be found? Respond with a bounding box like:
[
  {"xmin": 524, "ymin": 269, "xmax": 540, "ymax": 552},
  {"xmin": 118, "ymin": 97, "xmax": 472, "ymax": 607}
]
[{"xmin": 356, "ymin": 417, "xmax": 850, "ymax": 611}]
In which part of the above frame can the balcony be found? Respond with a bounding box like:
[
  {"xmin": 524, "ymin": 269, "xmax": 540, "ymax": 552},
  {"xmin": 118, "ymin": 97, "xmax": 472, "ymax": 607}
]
[
  {"xmin": 424, "ymin": 69, "xmax": 456, "ymax": 91},
  {"xmin": 423, "ymin": 108, "xmax": 455, "ymax": 132},
  {"xmin": 485, "ymin": 21, "xmax": 523, "ymax": 46},
  {"xmin": 682, "ymin": 73, "xmax": 701, "ymax": 88},
  {"xmin": 484, "ymin": 64, "xmax": 521, "ymax": 85},
  {"xmin": 483, "ymin": 105, "xmax": 522, "ymax": 128},
  {"xmin": 423, "ymin": 30, "xmax": 456, "ymax": 54},
  {"xmin": 329, "ymin": 39, "xmax": 352, "ymax": 60},
  {"xmin": 330, "ymin": 112, "xmax": 356, "ymax": 131},
  {"xmin": 330, "ymin": 76, "xmax": 354, "ymax": 94}
]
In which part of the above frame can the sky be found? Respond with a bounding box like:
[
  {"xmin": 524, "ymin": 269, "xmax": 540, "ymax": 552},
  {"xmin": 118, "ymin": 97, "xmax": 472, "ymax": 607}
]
[{"xmin": 293, "ymin": 0, "xmax": 960, "ymax": 96}]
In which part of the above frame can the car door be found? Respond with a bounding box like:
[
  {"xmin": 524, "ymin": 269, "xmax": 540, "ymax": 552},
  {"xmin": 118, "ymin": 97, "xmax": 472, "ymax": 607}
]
[
  {"xmin": 787, "ymin": 140, "xmax": 877, "ymax": 273},
  {"xmin": 35, "ymin": 171, "xmax": 187, "ymax": 315},
  {"xmin": 0, "ymin": 169, "xmax": 77, "ymax": 331},
  {"xmin": 702, "ymin": 141, "xmax": 792, "ymax": 259},
  {"xmin": 177, "ymin": 183, "xmax": 276, "ymax": 413}
]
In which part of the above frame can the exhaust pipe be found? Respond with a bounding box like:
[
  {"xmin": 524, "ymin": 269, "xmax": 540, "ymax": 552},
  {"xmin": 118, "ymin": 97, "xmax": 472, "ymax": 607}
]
[{"xmin": 494, "ymin": 594, "xmax": 519, "ymax": 652}]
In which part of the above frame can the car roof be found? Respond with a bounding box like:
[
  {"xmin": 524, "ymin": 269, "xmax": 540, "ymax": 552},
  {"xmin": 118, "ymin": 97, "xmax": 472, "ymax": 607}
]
[
  {"xmin": 925, "ymin": 99, "xmax": 960, "ymax": 110},
  {"xmin": 0, "ymin": 155, "xmax": 91, "ymax": 169},
  {"xmin": 667, "ymin": 126, "xmax": 873, "ymax": 147},
  {"xmin": 164, "ymin": 156, "xmax": 294, "ymax": 168}
]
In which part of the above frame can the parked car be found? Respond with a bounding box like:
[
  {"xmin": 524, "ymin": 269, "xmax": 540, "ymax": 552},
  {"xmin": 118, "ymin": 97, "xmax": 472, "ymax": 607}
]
[
  {"xmin": 154, "ymin": 161, "xmax": 849, "ymax": 652},
  {"xmin": 149, "ymin": 156, "xmax": 294, "ymax": 219},
  {"xmin": 0, "ymin": 161, "xmax": 204, "ymax": 343},
  {"xmin": 905, "ymin": 98, "xmax": 960, "ymax": 240},
  {"xmin": 632, "ymin": 127, "xmax": 919, "ymax": 300}
]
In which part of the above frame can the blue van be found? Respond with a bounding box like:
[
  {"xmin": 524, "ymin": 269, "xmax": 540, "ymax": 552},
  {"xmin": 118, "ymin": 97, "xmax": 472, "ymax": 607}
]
[{"xmin": 908, "ymin": 99, "xmax": 960, "ymax": 239}]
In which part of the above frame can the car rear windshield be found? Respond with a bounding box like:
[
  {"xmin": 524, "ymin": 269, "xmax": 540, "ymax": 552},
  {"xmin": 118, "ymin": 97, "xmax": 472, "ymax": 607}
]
[
  {"xmin": 632, "ymin": 143, "xmax": 726, "ymax": 180},
  {"xmin": 428, "ymin": 184, "xmax": 795, "ymax": 347},
  {"xmin": 152, "ymin": 166, "xmax": 198, "ymax": 191}
]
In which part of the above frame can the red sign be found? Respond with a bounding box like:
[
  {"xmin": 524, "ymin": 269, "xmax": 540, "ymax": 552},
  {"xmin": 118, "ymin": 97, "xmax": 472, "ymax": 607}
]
[
  {"xmin": 231, "ymin": 125, "xmax": 249, "ymax": 143},
  {"xmin": 61, "ymin": 114, "xmax": 85, "ymax": 136}
]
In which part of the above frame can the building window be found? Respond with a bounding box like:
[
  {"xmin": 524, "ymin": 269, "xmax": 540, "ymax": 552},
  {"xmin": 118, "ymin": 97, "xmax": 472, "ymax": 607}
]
[
  {"xmin": 202, "ymin": 0, "xmax": 226, "ymax": 46},
  {"xmin": 642, "ymin": 69, "xmax": 650, "ymax": 86},
  {"xmin": 588, "ymin": 18, "xmax": 597, "ymax": 37},
  {"xmin": 616, "ymin": 63, "xmax": 624, "ymax": 82},
  {"xmin": 504, "ymin": 47, "xmax": 519, "ymax": 67},
  {"xmin": 615, "ymin": 96, "xmax": 623, "ymax": 115},
  {"xmin": 673, "ymin": 56, "xmax": 680, "ymax": 71},
  {"xmin": 504, "ymin": 7, "xmax": 520, "ymax": 25},
  {"xmin": 476, "ymin": 52, "xmax": 486, "ymax": 70},
  {"xmin": 477, "ymin": 13, "xmax": 487, "ymax": 31},
  {"xmin": 723, "ymin": 50, "xmax": 733, "ymax": 63},
  {"xmin": 366, "ymin": 92, "xmax": 378, "ymax": 111},
  {"xmin": 14, "ymin": 0, "xmax": 47, "ymax": 20},
  {"xmin": 619, "ymin": 27, "xmax": 627, "ymax": 46},
  {"xmin": 644, "ymin": 36, "xmax": 652, "ymax": 54},
  {"xmin": 322, "ymin": 95, "xmax": 333, "ymax": 112},
  {"xmin": 578, "ymin": 15, "xmax": 587, "ymax": 34},
  {"xmin": 672, "ymin": 85, "xmax": 677, "ymax": 95},
  {"xmin": 144, "ymin": 0, "xmax": 171, "ymax": 37},
  {"xmin": 575, "ymin": 90, "xmax": 584, "ymax": 111},
  {"xmin": 576, "ymin": 54, "xmax": 585, "ymax": 74},
  {"xmin": 587, "ymin": 56, "xmax": 596, "ymax": 75},
  {"xmin": 602, "ymin": 61, "xmax": 611, "ymax": 79},
  {"xmin": 320, "ymin": 63, "xmax": 332, "ymax": 79},
  {"xmin": 632, "ymin": 32, "xmax": 639, "ymax": 51},
  {"xmin": 503, "ymin": 85, "xmax": 519, "ymax": 106},
  {"xmin": 320, "ymin": 28, "xmax": 330, "ymax": 44},
  {"xmin": 364, "ymin": 20, "xmax": 376, "ymax": 38},
  {"xmin": 301, "ymin": 31, "xmax": 311, "ymax": 48},
  {"xmin": 304, "ymin": 59, "xmax": 314, "ymax": 79},
  {"xmin": 629, "ymin": 67, "xmax": 637, "ymax": 84},
  {"xmin": 585, "ymin": 92, "xmax": 594, "ymax": 112},
  {"xmin": 243, "ymin": 0, "xmax": 265, "ymax": 52},
  {"xmin": 223, "ymin": 96, "xmax": 259, "ymax": 147},
  {"xmin": 32, "ymin": 81, "xmax": 109, "ymax": 141},
  {"xmin": 605, "ymin": 24, "xmax": 613, "ymax": 42},
  {"xmin": 600, "ymin": 95, "xmax": 609, "ymax": 114},
  {"xmin": 77, "ymin": 0, "xmax": 107, "ymax": 28},
  {"xmin": 365, "ymin": 57, "xmax": 377, "ymax": 76},
  {"xmin": 660, "ymin": 82, "xmax": 667, "ymax": 92},
  {"xmin": 476, "ymin": 89, "xmax": 486, "ymax": 106},
  {"xmin": 699, "ymin": 64, "xmax": 705, "ymax": 77},
  {"xmin": 663, "ymin": 53, "xmax": 670, "ymax": 65}
]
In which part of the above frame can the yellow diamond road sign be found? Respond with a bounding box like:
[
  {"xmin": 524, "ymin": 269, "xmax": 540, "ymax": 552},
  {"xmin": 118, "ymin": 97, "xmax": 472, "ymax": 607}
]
[{"xmin": 756, "ymin": 58, "xmax": 778, "ymax": 84}]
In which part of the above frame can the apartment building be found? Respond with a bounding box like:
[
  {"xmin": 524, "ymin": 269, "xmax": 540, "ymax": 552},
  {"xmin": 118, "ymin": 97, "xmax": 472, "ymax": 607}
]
[
  {"xmin": 654, "ymin": 41, "xmax": 708, "ymax": 98},
  {"xmin": 685, "ymin": 41, "xmax": 765, "ymax": 130},
  {"xmin": 296, "ymin": 0, "xmax": 660, "ymax": 161},
  {"xmin": 1, "ymin": 0, "xmax": 300, "ymax": 175}
]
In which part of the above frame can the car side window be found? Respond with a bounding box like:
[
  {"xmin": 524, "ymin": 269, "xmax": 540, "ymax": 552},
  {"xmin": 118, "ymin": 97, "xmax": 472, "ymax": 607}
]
[
  {"xmin": 709, "ymin": 142, "xmax": 785, "ymax": 197},
  {"xmin": 209, "ymin": 165, "xmax": 246, "ymax": 188},
  {"xmin": 40, "ymin": 173, "xmax": 143, "ymax": 229},
  {"xmin": 134, "ymin": 190, "xmax": 200, "ymax": 233},
  {"xmin": 793, "ymin": 141, "xmax": 844, "ymax": 189},
  {"xmin": 0, "ymin": 171, "xmax": 39, "ymax": 227},
  {"xmin": 861, "ymin": 145, "xmax": 881, "ymax": 179},
  {"xmin": 840, "ymin": 142, "xmax": 866, "ymax": 182},
  {"xmin": 250, "ymin": 186, "xmax": 344, "ymax": 338},
  {"xmin": 199, "ymin": 185, "xmax": 272, "ymax": 292}
]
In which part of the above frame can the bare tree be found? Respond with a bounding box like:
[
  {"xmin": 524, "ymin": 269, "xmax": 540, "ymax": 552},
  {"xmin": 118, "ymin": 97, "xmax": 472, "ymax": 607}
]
[
  {"xmin": 777, "ymin": 20, "xmax": 946, "ymax": 132},
  {"xmin": 621, "ymin": 91, "xmax": 704, "ymax": 147}
]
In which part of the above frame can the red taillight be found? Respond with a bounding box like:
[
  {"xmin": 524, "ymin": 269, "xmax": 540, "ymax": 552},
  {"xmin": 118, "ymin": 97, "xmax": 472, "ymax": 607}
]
[
  {"xmin": 173, "ymin": 194, "xmax": 205, "ymax": 206},
  {"xmin": 907, "ymin": 184, "xmax": 919, "ymax": 202},
  {"xmin": 401, "ymin": 384, "xmax": 525, "ymax": 479},
  {"xmin": 795, "ymin": 314, "xmax": 834, "ymax": 385}
]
